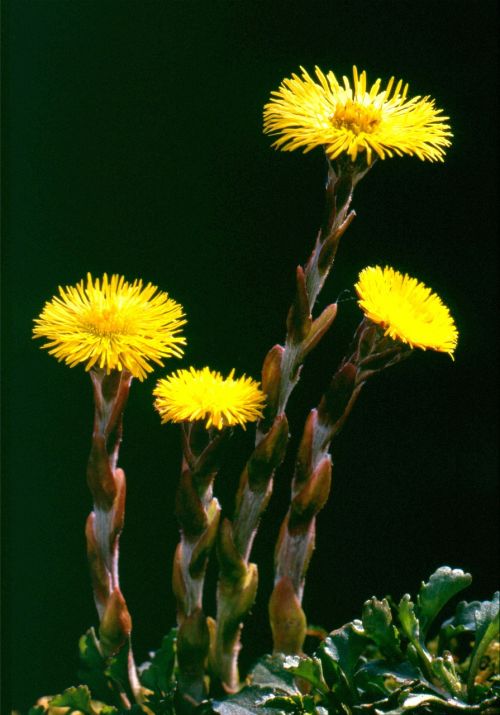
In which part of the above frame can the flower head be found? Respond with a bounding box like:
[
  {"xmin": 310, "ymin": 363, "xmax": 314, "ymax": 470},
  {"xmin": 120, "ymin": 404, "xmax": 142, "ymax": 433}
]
[
  {"xmin": 355, "ymin": 266, "xmax": 458, "ymax": 357},
  {"xmin": 264, "ymin": 66, "xmax": 452, "ymax": 164},
  {"xmin": 33, "ymin": 273, "xmax": 186, "ymax": 380},
  {"xmin": 153, "ymin": 367, "xmax": 266, "ymax": 430}
]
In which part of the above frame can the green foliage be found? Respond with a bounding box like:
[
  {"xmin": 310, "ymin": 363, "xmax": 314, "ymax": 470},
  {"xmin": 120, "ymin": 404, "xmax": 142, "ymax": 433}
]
[
  {"xmin": 362, "ymin": 598, "xmax": 402, "ymax": 661},
  {"xmin": 49, "ymin": 685, "xmax": 107, "ymax": 715},
  {"xmin": 31, "ymin": 569, "xmax": 499, "ymax": 715},
  {"xmin": 77, "ymin": 628, "xmax": 133, "ymax": 708},
  {"xmin": 249, "ymin": 655, "xmax": 301, "ymax": 695},
  {"xmin": 139, "ymin": 629, "xmax": 178, "ymax": 713},
  {"xmin": 260, "ymin": 567, "xmax": 499, "ymax": 715},
  {"xmin": 415, "ymin": 567, "xmax": 472, "ymax": 639},
  {"xmin": 209, "ymin": 686, "xmax": 290, "ymax": 715}
]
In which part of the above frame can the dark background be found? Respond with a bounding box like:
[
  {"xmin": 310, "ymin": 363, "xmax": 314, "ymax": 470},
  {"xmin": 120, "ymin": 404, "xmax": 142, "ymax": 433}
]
[{"xmin": 2, "ymin": 1, "xmax": 498, "ymax": 710}]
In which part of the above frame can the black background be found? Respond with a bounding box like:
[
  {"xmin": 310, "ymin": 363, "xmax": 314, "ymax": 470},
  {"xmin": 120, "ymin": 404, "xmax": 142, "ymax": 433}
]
[{"xmin": 2, "ymin": 1, "xmax": 498, "ymax": 711}]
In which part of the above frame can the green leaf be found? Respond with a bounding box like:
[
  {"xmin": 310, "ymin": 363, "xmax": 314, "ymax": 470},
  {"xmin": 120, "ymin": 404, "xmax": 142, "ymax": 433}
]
[
  {"xmin": 439, "ymin": 599, "xmax": 484, "ymax": 652},
  {"xmin": 318, "ymin": 620, "xmax": 367, "ymax": 687},
  {"xmin": 416, "ymin": 567, "xmax": 472, "ymax": 638},
  {"xmin": 259, "ymin": 693, "xmax": 316, "ymax": 713},
  {"xmin": 78, "ymin": 628, "xmax": 111, "ymax": 702},
  {"xmin": 210, "ymin": 686, "xmax": 288, "ymax": 714},
  {"xmin": 401, "ymin": 692, "xmax": 477, "ymax": 711},
  {"xmin": 362, "ymin": 597, "xmax": 402, "ymax": 660},
  {"xmin": 467, "ymin": 592, "xmax": 500, "ymax": 696},
  {"xmin": 28, "ymin": 708, "xmax": 45, "ymax": 715},
  {"xmin": 430, "ymin": 656, "xmax": 464, "ymax": 699},
  {"xmin": 356, "ymin": 659, "xmax": 421, "ymax": 691},
  {"xmin": 473, "ymin": 592, "xmax": 499, "ymax": 654},
  {"xmin": 77, "ymin": 628, "xmax": 133, "ymax": 707},
  {"xmin": 442, "ymin": 600, "xmax": 483, "ymax": 633},
  {"xmin": 105, "ymin": 639, "xmax": 131, "ymax": 694},
  {"xmin": 142, "ymin": 690, "xmax": 176, "ymax": 715},
  {"xmin": 249, "ymin": 655, "xmax": 300, "ymax": 695},
  {"xmin": 397, "ymin": 595, "xmax": 420, "ymax": 644},
  {"xmin": 398, "ymin": 596, "xmax": 435, "ymax": 681},
  {"xmin": 139, "ymin": 629, "xmax": 177, "ymax": 694},
  {"xmin": 79, "ymin": 628, "xmax": 104, "ymax": 670},
  {"xmin": 50, "ymin": 685, "xmax": 93, "ymax": 713},
  {"xmin": 282, "ymin": 655, "xmax": 329, "ymax": 694}
]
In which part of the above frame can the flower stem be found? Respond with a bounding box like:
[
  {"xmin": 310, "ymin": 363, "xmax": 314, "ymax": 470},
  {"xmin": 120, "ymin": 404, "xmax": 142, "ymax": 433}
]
[
  {"xmin": 85, "ymin": 368, "xmax": 142, "ymax": 704},
  {"xmin": 214, "ymin": 158, "xmax": 369, "ymax": 691},
  {"xmin": 270, "ymin": 320, "xmax": 412, "ymax": 654},
  {"xmin": 173, "ymin": 422, "xmax": 225, "ymax": 707}
]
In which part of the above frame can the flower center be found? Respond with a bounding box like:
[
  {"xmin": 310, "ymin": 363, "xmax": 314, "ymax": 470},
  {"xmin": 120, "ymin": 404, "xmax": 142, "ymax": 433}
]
[
  {"xmin": 330, "ymin": 100, "xmax": 381, "ymax": 134},
  {"xmin": 84, "ymin": 307, "xmax": 132, "ymax": 337}
]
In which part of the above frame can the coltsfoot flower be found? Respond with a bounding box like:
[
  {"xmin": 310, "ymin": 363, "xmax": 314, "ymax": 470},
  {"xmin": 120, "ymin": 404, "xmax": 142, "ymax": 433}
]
[
  {"xmin": 355, "ymin": 266, "xmax": 458, "ymax": 356},
  {"xmin": 153, "ymin": 367, "xmax": 266, "ymax": 430},
  {"xmin": 33, "ymin": 273, "xmax": 186, "ymax": 380},
  {"xmin": 264, "ymin": 66, "xmax": 452, "ymax": 164}
]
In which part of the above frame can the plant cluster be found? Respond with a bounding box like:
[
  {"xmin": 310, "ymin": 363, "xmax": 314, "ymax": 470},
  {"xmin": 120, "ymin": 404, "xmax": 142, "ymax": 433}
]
[{"xmin": 27, "ymin": 66, "xmax": 498, "ymax": 714}]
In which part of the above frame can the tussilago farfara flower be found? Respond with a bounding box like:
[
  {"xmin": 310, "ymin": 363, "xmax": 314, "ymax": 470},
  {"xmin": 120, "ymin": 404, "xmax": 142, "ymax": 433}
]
[
  {"xmin": 264, "ymin": 66, "xmax": 452, "ymax": 164},
  {"xmin": 355, "ymin": 266, "xmax": 458, "ymax": 357},
  {"xmin": 33, "ymin": 273, "xmax": 186, "ymax": 380},
  {"xmin": 153, "ymin": 367, "xmax": 266, "ymax": 430}
]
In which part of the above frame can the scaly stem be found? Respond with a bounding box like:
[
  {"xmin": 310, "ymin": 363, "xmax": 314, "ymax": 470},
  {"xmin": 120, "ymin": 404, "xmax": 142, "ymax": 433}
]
[
  {"xmin": 270, "ymin": 321, "xmax": 411, "ymax": 654},
  {"xmin": 85, "ymin": 368, "xmax": 142, "ymax": 704},
  {"xmin": 173, "ymin": 422, "xmax": 225, "ymax": 708},
  {"xmin": 214, "ymin": 157, "xmax": 371, "ymax": 691}
]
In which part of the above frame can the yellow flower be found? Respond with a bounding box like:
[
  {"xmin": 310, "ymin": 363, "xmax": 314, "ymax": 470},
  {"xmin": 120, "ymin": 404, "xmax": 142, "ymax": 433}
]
[
  {"xmin": 33, "ymin": 273, "xmax": 186, "ymax": 380},
  {"xmin": 355, "ymin": 266, "xmax": 458, "ymax": 356},
  {"xmin": 153, "ymin": 367, "xmax": 266, "ymax": 430},
  {"xmin": 264, "ymin": 66, "xmax": 452, "ymax": 164}
]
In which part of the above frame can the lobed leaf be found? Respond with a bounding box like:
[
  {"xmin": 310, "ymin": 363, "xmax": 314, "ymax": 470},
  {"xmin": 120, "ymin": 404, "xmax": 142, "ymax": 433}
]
[
  {"xmin": 50, "ymin": 685, "xmax": 93, "ymax": 713},
  {"xmin": 362, "ymin": 597, "xmax": 402, "ymax": 660},
  {"xmin": 416, "ymin": 567, "xmax": 472, "ymax": 638},
  {"xmin": 397, "ymin": 596, "xmax": 420, "ymax": 645}
]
